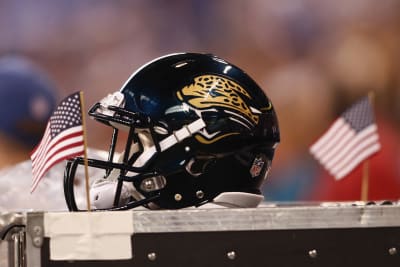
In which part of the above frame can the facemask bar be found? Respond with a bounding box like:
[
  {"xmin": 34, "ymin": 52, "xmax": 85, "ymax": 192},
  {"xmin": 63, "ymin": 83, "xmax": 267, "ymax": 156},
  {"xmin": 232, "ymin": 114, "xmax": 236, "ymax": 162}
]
[
  {"xmin": 65, "ymin": 96, "xmax": 206, "ymax": 211},
  {"xmin": 105, "ymin": 128, "xmax": 118, "ymax": 177},
  {"xmin": 113, "ymin": 124, "xmax": 136, "ymax": 207},
  {"xmin": 64, "ymin": 100, "xmax": 164, "ymax": 211},
  {"xmin": 89, "ymin": 102, "xmax": 162, "ymax": 153},
  {"xmin": 89, "ymin": 102, "xmax": 152, "ymax": 127},
  {"xmin": 63, "ymin": 156, "xmax": 164, "ymax": 211}
]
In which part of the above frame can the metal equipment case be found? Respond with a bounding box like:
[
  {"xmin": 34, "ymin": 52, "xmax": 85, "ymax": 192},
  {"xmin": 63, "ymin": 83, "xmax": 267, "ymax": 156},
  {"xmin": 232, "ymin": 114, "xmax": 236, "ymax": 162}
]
[{"xmin": 1, "ymin": 203, "xmax": 400, "ymax": 267}]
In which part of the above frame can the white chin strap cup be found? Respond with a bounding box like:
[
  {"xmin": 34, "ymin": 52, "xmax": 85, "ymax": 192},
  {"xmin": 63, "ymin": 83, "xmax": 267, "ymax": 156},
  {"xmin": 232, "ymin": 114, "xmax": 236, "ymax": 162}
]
[{"xmin": 90, "ymin": 180, "xmax": 130, "ymax": 209}]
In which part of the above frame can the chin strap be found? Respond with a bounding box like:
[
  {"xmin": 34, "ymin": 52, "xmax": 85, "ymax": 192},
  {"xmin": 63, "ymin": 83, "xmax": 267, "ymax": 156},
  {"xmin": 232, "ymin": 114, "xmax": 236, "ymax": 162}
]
[{"xmin": 90, "ymin": 118, "xmax": 206, "ymax": 210}]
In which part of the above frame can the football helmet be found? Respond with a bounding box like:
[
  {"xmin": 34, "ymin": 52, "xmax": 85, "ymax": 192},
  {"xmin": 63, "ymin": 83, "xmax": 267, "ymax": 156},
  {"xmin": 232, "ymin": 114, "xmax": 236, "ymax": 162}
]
[{"xmin": 64, "ymin": 53, "xmax": 280, "ymax": 211}]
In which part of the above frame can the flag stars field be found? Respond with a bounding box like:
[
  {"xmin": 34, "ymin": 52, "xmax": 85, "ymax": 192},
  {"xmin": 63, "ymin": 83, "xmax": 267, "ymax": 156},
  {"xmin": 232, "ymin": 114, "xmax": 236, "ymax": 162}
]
[{"xmin": 30, "ymin": 92, "xmax": 85, "ymax": 193}]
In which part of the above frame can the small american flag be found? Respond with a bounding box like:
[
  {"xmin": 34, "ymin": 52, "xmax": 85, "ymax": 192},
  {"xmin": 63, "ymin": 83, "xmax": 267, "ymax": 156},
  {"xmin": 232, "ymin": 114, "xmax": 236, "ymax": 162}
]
[
  {"xmin": 309, "ymin": 96, "xmax": 380, "ymax": 180},
  {"xmin": 31, "ymin": 92, "xmax": 84, "ymax": 192}
]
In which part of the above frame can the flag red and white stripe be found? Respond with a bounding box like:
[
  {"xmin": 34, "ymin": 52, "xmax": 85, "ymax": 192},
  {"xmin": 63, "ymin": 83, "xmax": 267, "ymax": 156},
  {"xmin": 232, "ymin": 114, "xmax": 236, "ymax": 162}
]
[
  {"xmin": 30, "ymin": 92, "xmax": 84, "ymax": 192},
  {"xmin": 309, "ymin": 96, "xmax": 380, "ymax": 180}
]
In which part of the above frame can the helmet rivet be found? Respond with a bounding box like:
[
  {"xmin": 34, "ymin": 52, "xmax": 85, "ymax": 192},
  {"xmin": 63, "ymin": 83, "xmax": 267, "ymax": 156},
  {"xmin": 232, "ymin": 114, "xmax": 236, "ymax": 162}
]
[
  {"xmin": 308, "ymin": 249, "xmax": 318, "ymax": 258},
  {"xmin": 174, "ymin": 193, "xmax": 182, "ymax": 201},
  {"xmin": 147, "ymin": 252, "xmax": 157, "ymax": 261},
  {"xmin": 185, "ymin": 146, "xmax": 190, "ymax": 152},
  {"xmin": 388, "ymin": 247, "xmax": 397, "ymax": 255},
  {"xmin": 144, "ymin": 180, "xmax": 154, "ymax": 190},
  {"xmin": 196, "ymin": 190, "xmax": 204, "ymax": 199},
  {"xmin": 227, "ymin": 251, "xmax": 236, "ymax": 260}
]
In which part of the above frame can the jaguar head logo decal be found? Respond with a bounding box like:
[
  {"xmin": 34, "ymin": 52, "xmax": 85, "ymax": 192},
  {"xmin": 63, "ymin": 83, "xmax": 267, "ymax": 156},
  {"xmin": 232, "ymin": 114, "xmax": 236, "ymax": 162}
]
[
  {"xmin": 177, "ymin": 75, "xmax": 259, "ymax": 124},
  {"xmin": 175, "ymin": 74, "xmax": 271, "ymax": 144}
]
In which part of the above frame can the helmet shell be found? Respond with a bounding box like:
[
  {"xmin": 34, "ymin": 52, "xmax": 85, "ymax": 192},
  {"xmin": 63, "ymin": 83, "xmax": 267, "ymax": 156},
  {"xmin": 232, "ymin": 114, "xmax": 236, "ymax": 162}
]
[{"xmin": 119, "ymin": 53, "xmax": 280, "ymax": 208}]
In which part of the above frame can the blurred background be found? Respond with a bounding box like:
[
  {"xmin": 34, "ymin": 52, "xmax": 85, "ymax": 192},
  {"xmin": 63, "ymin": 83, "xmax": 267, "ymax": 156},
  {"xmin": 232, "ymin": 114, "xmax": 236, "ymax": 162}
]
[{"xmin": 0, "ymin": 0, "xmax": 399, "ymax": 202}]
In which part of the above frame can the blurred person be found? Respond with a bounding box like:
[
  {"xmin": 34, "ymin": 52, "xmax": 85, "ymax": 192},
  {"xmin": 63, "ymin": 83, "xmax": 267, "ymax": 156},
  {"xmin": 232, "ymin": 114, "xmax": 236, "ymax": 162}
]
[
  {"xmin": 0, "ymin": 55, "xmax": 58, "ymax": 168},
  {"xmin": 0, "ymin": 55, "xmax": 85, "ymax": 212}
]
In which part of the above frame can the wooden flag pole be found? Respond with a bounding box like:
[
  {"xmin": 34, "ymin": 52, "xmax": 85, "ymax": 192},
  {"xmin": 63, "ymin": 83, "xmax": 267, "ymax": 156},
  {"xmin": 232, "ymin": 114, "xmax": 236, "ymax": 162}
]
[
  {"xmin": 360, "ymin": 91, "xmax": 375, "ymax": 202},
  {"xmin": 79, "ymin": 91, "xmax": 92, "ymax": 211},
  {"xmin": 361, "ymin": 160, "xmax": 369, "ymax": 201}
]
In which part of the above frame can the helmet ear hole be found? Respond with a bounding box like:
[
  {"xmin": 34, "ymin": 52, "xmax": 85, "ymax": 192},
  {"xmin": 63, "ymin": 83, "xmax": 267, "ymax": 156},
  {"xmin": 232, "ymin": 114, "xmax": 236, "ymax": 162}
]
[{"xmin": 185, "ymin": 157, "xmax": 215, "ymax": 177}]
